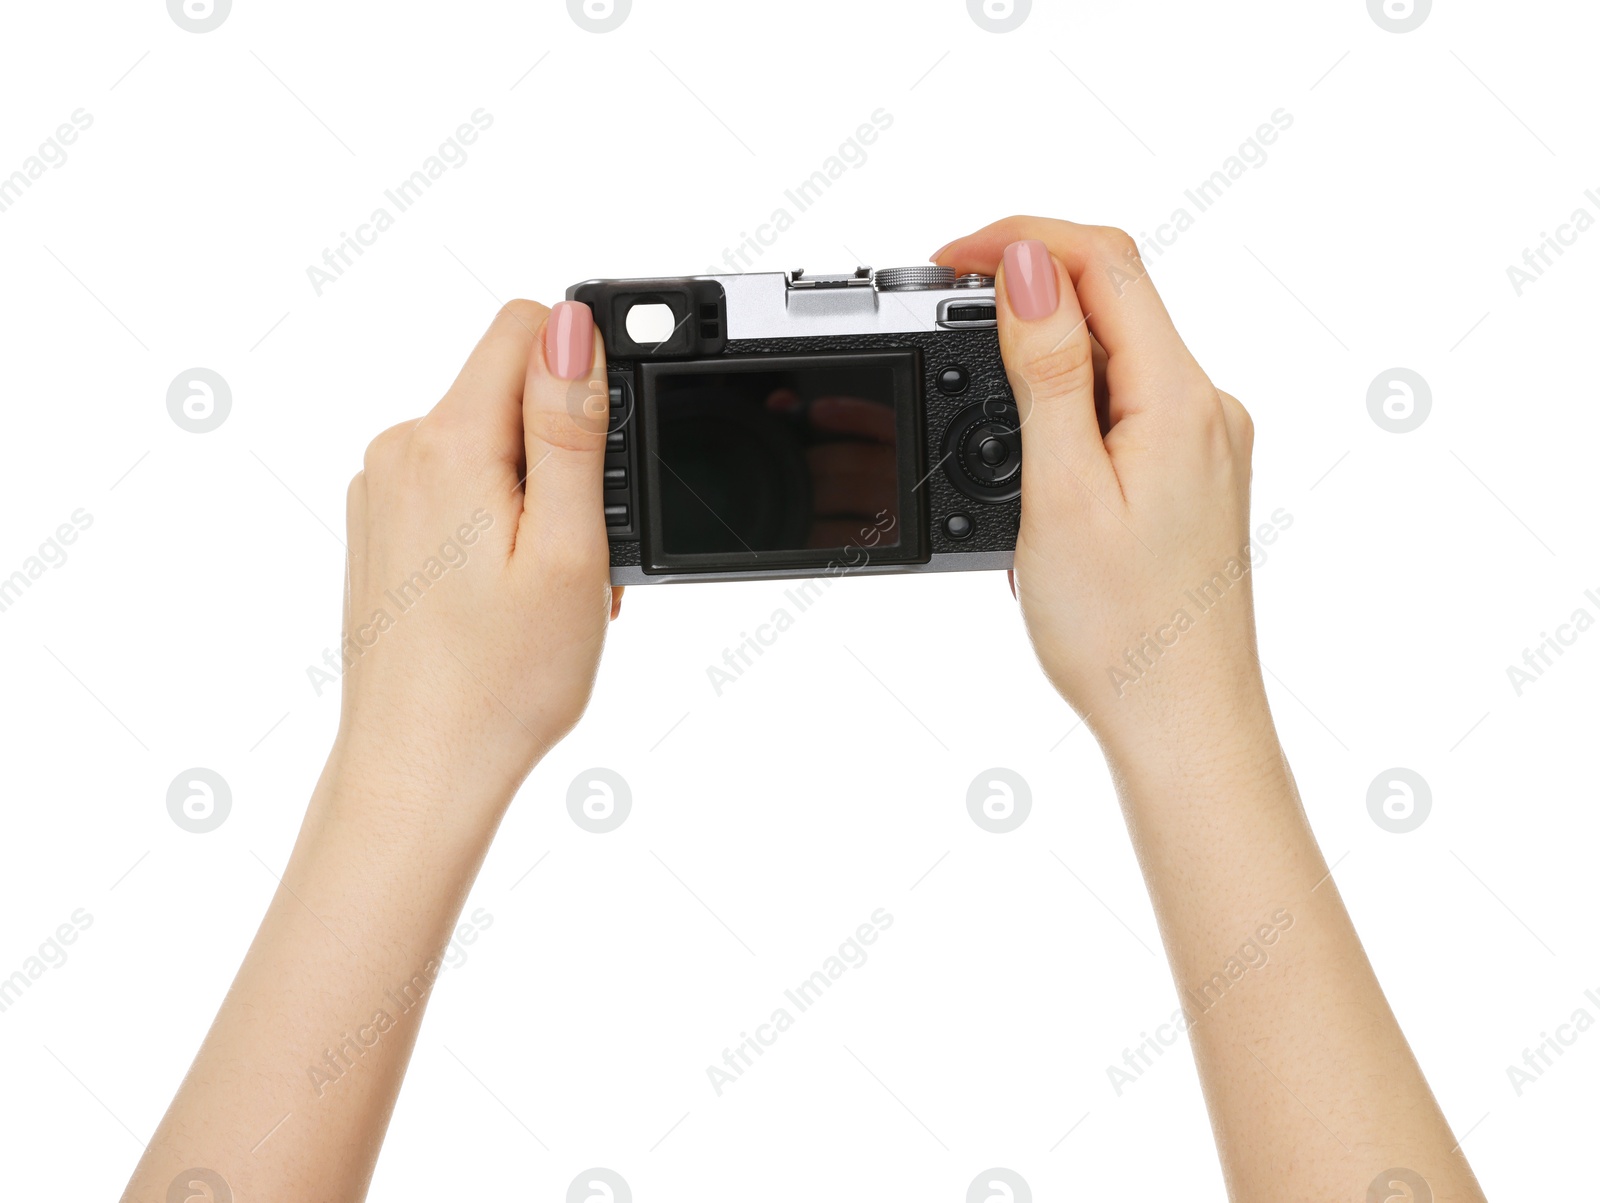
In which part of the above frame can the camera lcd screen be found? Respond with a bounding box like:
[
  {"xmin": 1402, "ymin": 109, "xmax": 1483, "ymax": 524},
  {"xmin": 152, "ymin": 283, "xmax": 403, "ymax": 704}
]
[{"xmin": 642, "ymin": 352, "xmax": 923, "ymax": 570}]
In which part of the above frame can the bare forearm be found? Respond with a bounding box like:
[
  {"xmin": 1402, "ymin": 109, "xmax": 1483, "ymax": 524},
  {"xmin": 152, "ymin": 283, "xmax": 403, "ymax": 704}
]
[
  {"xmin": 127, "ymin": 297, "xmax": 616, "ymax": 1199},
  {"xmin": 123, "ymin": 761, "xmax": 506, "ymax": 1203},
  {"xmin": 1107, "ymin": 703, "xmax": 1485, "ymax": 1202}
]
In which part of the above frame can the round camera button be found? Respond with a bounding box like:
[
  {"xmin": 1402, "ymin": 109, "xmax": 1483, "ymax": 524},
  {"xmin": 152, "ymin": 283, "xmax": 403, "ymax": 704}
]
[
  {"xmin": 936, "ymin": 365, "xmax": 970, "ymax": 395},
  {"xmin": 945, "ymin": 513, "xmax": 975, "ymax": 540}
]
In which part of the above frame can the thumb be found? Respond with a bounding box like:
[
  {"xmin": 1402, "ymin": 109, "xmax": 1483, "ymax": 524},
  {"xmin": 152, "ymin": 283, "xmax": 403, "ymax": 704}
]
[
  {"xmin": 520, "ymin": 300, "xmax": 610, "ymax": 562},
  {"xmin": 996, "ymin": 239, "xmax": 1119, "ymax": 511}
]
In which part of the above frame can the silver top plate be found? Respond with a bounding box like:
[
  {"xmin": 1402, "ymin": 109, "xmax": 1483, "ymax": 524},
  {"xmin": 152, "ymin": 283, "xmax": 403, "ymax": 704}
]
[{"xmin": 706, "ymin": 267, "xmax": 997, "ymax": 340}]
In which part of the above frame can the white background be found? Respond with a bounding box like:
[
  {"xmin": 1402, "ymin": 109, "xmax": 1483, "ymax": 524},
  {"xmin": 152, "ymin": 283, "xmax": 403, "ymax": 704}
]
[{"xmin": 1, "ymin": 1, "xmax": 1595, "ymax": 1199}]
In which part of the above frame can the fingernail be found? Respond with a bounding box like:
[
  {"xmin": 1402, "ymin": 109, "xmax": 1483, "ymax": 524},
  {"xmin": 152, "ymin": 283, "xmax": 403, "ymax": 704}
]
[
  {"xmin": 544, "ymin": 301, "xmax": 594, "ymax": 381},
  {"xmin": 928, "ymin": 240, "xmax": 955, "ymax": 263},
  {"xmin": 1002, "ymin": 239, "xmax": 1058, "ymax": 321}
]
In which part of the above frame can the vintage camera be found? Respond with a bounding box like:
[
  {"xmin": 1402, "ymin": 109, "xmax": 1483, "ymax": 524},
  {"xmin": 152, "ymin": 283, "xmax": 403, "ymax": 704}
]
[{"xmin": 567, "ymin": 265, "xmax": 1020, "ymax": 585}]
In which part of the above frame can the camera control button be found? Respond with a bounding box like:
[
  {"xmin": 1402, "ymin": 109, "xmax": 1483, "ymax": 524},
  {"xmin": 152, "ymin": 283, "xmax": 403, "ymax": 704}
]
[
  {"xmin": 936, "ymin": 365, "xmax": 970, "ymax": 395},
  {"xmin": 875, "ymin": 265, "xmax": 956, "ymax": 291},
  {"xmin": 942, "ymin": 400, "xmax": 1023, "ymax": 503},
  {"xmin": 604, "ymin": 504, "xmax": 630, "ymax": 527},
  {"xmin": 944, "ymin": 513, "xmax": 975, "ymax": 540},
  {"xmin": 604, "ymin": 466, "xmax": 628, "ymax": 490},
  {"xmin": 959, "ymin": 421, "xmax": 1021, "ymax": 486},
  {"xmin": 606, "ymin": 378, "xmax": 633, "ymax": 432}
]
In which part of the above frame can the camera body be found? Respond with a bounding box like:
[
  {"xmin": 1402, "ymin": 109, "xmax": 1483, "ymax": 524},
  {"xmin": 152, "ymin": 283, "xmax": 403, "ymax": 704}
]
[{"xmin": 566, "ymin": 265, "xmax": 1020, "ymax": 585}]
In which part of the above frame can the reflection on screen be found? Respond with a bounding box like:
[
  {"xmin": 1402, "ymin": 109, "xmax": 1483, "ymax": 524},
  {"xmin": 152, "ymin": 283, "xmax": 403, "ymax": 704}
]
[{"xmin": 653, "ymin": 363, "xmax": 900, "ymax": 557}]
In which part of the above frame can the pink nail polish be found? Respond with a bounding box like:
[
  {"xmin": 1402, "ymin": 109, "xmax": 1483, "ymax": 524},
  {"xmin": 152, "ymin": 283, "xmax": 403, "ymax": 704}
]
[
  {"xmin": 1002, "ymin": 239, "xmax": 1059, "ymax": 321},
  {"xmin": 544, "ymin": 301, "xmax": 594, "ymax": 380}
]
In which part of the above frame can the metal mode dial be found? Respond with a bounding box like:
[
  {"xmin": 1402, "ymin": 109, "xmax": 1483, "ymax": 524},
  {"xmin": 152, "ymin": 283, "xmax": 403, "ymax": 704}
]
[{"xmin": 873, "ymin": 265, "xmax": 957, "ymax": 292}]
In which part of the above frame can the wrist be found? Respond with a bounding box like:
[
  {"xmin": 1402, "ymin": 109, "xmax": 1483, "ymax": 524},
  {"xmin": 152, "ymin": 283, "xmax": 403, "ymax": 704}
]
[
  {"xmin": 311, "ymin": 733, "xmax": 532, "ymax": 849},
  {"xmin": 1088, "ymin": 669, "xmax": 1280, "ymax": 787}
]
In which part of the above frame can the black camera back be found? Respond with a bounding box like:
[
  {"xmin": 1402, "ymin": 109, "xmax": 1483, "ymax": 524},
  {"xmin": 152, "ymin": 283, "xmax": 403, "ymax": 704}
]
[{"xmin": 567, "ymin": 266, "xmax": 1020, "ymax": 585}]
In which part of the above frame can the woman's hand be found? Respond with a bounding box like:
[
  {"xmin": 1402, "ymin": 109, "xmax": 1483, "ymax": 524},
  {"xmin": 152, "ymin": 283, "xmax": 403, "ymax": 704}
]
[
  {"xmin": 935, "ymin": 218, "xmax": 1486, "ymax": 1203},
  {"xmin": 334, "ymin": 299, "xmax": 620, "ymax": 814},
  {"xmin": 934, "ymin": 217, "xmax": 1267, "ymax": 766},
  {"xmin": 122, "ymin": 299, "xmax": 623, "ymax": 1203}
]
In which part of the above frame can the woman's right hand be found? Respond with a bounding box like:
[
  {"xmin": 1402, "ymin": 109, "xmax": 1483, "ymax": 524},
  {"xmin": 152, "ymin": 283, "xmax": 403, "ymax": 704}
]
[{"xmin": 934, "ymin": 217, "xmax": 1270, "ymax": 765}]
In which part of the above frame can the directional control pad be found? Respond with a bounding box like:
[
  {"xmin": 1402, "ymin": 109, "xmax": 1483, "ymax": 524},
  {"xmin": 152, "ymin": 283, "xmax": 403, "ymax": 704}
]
[{"xmin": 943, "ymin": 401, "xmax": 1022, "ymax": 502}]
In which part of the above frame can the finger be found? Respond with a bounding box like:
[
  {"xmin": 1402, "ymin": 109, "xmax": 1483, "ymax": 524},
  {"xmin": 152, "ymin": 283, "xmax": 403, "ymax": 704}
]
[
  {"xmin": 1217, "ymin": 389, "xmax": 1254, "ymax": 457},
  {"xmin": 935, "ymin": 216, "xmax": 1206, "ymax": 413},
  {"xmin": 806, "ymin": 449, "xmax": 898, "ymax": 517},
  {"xmin": 424, "ymin": 300, "xmax": 551, "ymax": 469},
  {"xmin": 808, "ymin": 519, "xmax": 862, "ymax": 549},
  {"xmin": 764, "ymin": 387, "xmax": 803, "ymax": 415},
  {"xmin": 806, "ymin": 518, "xmax": 896, "ymax": 551},
  {"xmin": 610, "ymin": 586, "xmax": 625, "ymax": 620},
  {"xmin": 341, "ymin": 471, "xmax": 368, "ymax": 708},
  {"xmin": 992, "ymin": 238, "xmax": 1119, "ymax": 505},
  {"xmin": 1091, "ymin": 335, "xmax": 1111, "ymax": 433},
  {"xmin": 344, "ymin": 470, "xmax": 369, "ymax": 581},
  {"xmin": 343, "ymin": 470, "xmax": 367, "ymax": 645},
  {"xmin": 805, "ymin": 395, "xmax": 897, "ymax": 443},
  {"xmin": 806, "ymin": 440, "xmax": 897, "ymax": 478},
  {"xmin": 520, "ymin": 300, "xmax": 610, "ymax": 555}
]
